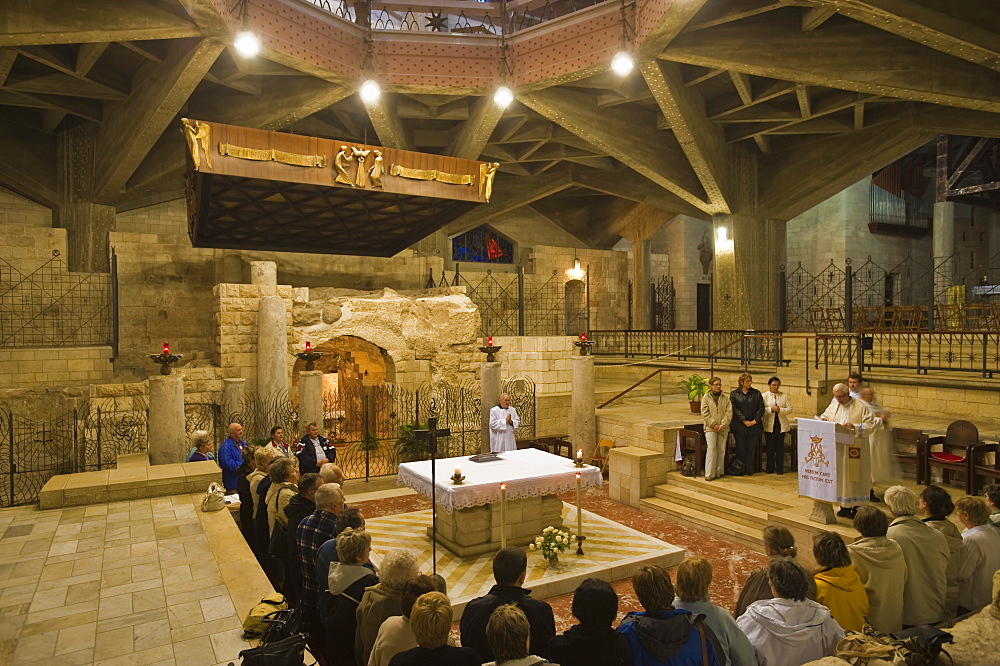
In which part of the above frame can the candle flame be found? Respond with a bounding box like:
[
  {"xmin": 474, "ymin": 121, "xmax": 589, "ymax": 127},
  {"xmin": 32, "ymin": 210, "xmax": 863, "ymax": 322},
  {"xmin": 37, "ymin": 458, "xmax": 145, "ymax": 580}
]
[
  {"xmin": 487, "ymin": 336, "xmax": 493, "ymax": 346},
  {"xmin": 163, "ymin": 342, "xmax": 170, "ymax": 355},
  {"xmin": 500, "ymin": 482, "xmax": 506, "ymax": 490},
  {"xmin": 576, "ymin": 472, "xmax": 581, "ymax": 479},
  {"xmin": 580, "ymin": 333, "xmax": 586, "ymax": 341}
]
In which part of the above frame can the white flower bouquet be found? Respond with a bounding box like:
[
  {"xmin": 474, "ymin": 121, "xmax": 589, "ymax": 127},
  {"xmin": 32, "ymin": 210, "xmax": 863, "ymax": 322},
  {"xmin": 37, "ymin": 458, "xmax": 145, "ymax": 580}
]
[{"xmin": 528, "ymin": 525, "xmax": 573, "ymax": 560}]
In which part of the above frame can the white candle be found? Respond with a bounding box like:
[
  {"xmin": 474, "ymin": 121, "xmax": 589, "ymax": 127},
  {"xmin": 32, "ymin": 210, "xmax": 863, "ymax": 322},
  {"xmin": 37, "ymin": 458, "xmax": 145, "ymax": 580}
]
[
  {"xmin": 576, "ymin": 448, "xmax": 583, "ymax": 460},
  {"xmin": 576, "ymin": 472, "xmax": 583, "ymax": 546},
  {"xmin": 455, "ymin": 465, "xmax": 461, "ymax": 476},
  {"xmin": 500, "ymin": 483, "xmax": 507, "ymax": 548}
]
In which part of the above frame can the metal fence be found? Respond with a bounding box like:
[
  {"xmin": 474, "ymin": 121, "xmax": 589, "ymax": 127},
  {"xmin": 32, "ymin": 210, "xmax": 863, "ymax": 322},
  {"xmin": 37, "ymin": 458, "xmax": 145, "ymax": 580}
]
[
  {"xmin": 590, "ymin": 329, "xmax": 787, "ymax": 371},
  {"xmin": 432, "ymin": 265, "xmax": 580, "ymax": 337},
  {"xmin": 323, "ymin": 377, "xmax": 536, "ymax": 480},
  {"xmin": 0, "ymin": 396, "xmax": 148, "ymax": 507},
  {"xmin": 0, "ymin": 250, "xmax": 116, "ymax": 349},
  {"xmin": 651, "ymin": 276, "xmax": 675, "ymax": 331},
  {"xmin": 785, "ymin": 251, "xmax": 1000, "ymax": 332}
]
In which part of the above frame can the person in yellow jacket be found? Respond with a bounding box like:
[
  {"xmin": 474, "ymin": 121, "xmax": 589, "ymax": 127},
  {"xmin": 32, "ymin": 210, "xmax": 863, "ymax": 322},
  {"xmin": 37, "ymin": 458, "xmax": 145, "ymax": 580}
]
[{"xmin": 812, "ymin": 531, "xmax": 869, "ymax": 632}]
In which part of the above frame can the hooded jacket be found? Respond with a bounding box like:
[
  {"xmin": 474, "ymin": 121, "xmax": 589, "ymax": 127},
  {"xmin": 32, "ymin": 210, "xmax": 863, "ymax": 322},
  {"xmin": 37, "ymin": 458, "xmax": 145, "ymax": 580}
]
[
  {"xmin": 673, "ymin": 598, "xmax": 758, "ymax": 666},
  {"xmin": 924, "ymin": 516, "xmax": 963, "ymax": 621},
  {"xmin": 325, "ymin": 561, "xmax": 379, "ymax": 663},
  {"xmin": 356, "ymin": 583, "xmax": 404, "ymax": 666},
  {"xmin": 846, "ymin": 535, "xmax": 907, "ymax": 633},
  {"xmin": 887, "ymin": 514, "xmax": 950, "ymax": 626},
  {"xmin": 735, "ymin": 598, "xmax": 844, "ymax": 666},
  {"xmin": 812, "ymin": 566, "xmax": 868, "ymax": 632},
  {"xmin": 616, "ymin": 609, "xmax": 722, "ymax": 666}
]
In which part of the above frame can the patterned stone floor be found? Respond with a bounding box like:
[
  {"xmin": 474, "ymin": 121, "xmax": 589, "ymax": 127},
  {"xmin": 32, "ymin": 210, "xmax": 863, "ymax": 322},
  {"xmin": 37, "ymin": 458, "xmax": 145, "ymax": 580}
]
[
  {"xmin": 0, "ymin": 495, "xmax": 267, "ymax": 666},
  {"xmin": 351, "ymin": 483, "xmax": 767, "ymax": 632}
]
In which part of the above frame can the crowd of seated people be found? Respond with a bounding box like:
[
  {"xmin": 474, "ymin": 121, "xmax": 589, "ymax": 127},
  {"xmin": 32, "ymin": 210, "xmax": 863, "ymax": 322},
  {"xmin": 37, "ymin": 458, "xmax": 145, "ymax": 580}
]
[{"xmin": 222, "ymin": 422, "xmax": 999, "ymax": 666}]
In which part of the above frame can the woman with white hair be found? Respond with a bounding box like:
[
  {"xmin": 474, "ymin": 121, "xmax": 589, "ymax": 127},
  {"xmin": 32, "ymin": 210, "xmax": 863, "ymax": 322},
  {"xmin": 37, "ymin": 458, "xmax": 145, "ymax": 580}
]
[
  {"xmin": 356, "ymin": 549, "xmax": 420, "ymax": 665},
  {"xmin": 884, "ymin": 484, "xmax": 950, "ymax": 627},
  {"xmin": 185, "ymin": 430, "xmax": 215, "ymax": 462}
]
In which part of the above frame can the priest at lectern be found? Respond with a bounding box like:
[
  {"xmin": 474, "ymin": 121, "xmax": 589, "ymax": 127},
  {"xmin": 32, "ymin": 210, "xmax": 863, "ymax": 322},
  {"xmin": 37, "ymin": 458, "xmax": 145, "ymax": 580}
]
[{"xmin": 820, "ymin": 382, "xmax": 877, "ymax": 518}]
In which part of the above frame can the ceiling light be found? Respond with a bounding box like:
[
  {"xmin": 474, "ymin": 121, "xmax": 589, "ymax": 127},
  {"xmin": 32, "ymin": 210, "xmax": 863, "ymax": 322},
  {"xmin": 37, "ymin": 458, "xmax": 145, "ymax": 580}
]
[
  {"xmin": 360, "ymin": 79, "xmax": 381, "ymax": 103},
  {"xmin": 494, "ymin": 85, "xmax": 514, "ymax": 108},
  {"xmin": 234, "ymin": 30, "xmax": 259, "ymax": 56},
  {"xmin": 611, "ymin": 51, "xmax": 634, "ymax": 76}
]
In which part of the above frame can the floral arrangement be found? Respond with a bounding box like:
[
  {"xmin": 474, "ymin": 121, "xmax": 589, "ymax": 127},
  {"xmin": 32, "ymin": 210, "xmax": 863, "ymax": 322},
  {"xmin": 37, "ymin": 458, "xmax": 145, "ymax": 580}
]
[{"xmin": 529, "ymin": 526, "xmax": 573, "ymax": 560}]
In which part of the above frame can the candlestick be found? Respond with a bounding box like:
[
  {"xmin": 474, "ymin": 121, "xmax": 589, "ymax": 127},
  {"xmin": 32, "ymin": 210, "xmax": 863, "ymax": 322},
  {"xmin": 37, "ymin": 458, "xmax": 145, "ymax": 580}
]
[
  {"xmin": 500, "ymin": 483, "xmax": 507, "ymax": 549},
  {"xmin": 575, "ymin": 472, "xmax": 586, "ymax": 555},
  {"xmin": 574, "ymin": 448, "xmax": 585, "ymax": 467}
]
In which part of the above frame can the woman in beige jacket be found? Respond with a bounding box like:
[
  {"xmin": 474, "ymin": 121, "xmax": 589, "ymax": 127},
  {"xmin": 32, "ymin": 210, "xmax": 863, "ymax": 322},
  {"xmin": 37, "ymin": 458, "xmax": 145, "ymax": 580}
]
[
  {"xmin": 265, "ymin": 457, "xmax": 299, "ymax": 534},
  {"xmin": 921, "ymin": 485, "xmax": 963, "ymax": 623},
  {"xmin": 700, "ymin": 376, "xmax": 732, "ymax": 481}
]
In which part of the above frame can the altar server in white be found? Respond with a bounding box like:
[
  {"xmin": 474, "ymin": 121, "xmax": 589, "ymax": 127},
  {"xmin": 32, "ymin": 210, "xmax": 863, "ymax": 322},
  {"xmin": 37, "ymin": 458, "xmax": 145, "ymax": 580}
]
[
  {"xmin": 489, "ymin": 393, "xmax": 520, "ymax": 453},
  {"xmin": 820, "ymin": 383, "xmax": 877, "ymax": 518}
]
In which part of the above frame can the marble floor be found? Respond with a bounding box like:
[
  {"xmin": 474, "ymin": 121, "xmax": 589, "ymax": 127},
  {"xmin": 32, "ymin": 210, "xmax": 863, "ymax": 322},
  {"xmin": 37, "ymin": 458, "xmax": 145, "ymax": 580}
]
[
  {"xmin": 363, "ymin": 502, "xmax": 685, "ymax": 616},
  {"xmin": 0, "ymin": 495, "xmax": 269, "ymax": 666}
]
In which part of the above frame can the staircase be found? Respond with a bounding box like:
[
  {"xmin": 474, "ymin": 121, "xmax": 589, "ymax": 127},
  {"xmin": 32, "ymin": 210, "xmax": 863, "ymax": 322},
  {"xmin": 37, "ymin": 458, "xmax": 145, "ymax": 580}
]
[{"xmin": 640, "ymin": 473, "xmax": 796, "ymax": 551}]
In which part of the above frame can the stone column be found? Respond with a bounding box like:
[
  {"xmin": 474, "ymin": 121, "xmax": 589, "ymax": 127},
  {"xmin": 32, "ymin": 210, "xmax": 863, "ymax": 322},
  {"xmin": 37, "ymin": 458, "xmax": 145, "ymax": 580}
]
[
  {"xmin": 250, "ymin": 260, "xmax": 278, "ymax": 293},
  {"xmin": 712, "ymin": 214, "xmax": 786, "ymax": 330},
  {"xmin": 933, "ymin": 201, "xmax": 956, "ymax": 306},
  {"xmin": 299, "ymin": 370, "xmax": 324, "ymax": 437},
  {"xmin": 148, "ymin": 375, "xmax": 186, "ymax": 465},
  {"xmin": 221, "ymin": 377, "xmax": 246, "ymax": 422},
  {"xmin": 480, "ymin": 361, "xmax": 502, "ymax": 454},
  {"xmin": 570, "ymin": 354, "xmax": 596, "ymax": 456},
  {"xmin": 257, "ymin": 295, "xmax": 290, "ymax": 404}
]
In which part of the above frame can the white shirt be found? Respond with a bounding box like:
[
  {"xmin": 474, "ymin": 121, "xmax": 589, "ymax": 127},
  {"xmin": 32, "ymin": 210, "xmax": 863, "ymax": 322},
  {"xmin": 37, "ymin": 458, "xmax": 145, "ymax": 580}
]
[
  {"xmin": 488, "ymin": 405, "xmax": 519, "ymax": 452},
  {"xmin": 309, "ymin": 437, "xmax": 325, "ymax": 461}
]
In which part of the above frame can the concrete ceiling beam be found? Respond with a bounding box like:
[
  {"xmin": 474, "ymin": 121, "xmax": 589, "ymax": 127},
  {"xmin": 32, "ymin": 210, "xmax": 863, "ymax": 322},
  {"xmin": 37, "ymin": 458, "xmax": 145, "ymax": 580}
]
[
  {"xmin": 520, "ymin": 87, "xmax": 712, "ymax": 213},
  {"xmin": 641, "ymin": 59, "xmax": 733, "ymax": 214},
  {"xmin": 446, "ymin": 96, "xmax": 504, "ymax": 160}
]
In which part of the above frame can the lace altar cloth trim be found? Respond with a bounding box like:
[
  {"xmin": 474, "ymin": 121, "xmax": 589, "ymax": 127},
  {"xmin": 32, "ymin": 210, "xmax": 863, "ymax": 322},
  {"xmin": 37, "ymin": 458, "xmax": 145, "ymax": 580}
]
[{"xmin": 397, "ymin": 448, "xmax": 603, "ymax": 513}]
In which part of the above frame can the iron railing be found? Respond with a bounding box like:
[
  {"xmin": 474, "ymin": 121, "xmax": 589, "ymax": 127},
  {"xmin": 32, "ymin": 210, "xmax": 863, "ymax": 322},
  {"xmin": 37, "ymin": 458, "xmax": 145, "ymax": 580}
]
[
  {"xmin": 590, "ymin": 329, "xmax": 788, "ymax": 372},
  {"xmin": 0, "ymin": 396, "xmax": 148, "ymax": 507},
  {"xmin": 0, "ymin": 251, "xmax": 114, "ymax": 348}
]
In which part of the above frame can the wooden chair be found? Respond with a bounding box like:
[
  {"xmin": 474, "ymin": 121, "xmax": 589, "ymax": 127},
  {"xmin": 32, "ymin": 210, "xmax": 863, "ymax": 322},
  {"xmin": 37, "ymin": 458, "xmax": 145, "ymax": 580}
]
[
  {"xmin": 677, "ymin": 428, "xmax": 706, "ymax": 478},
  {"xmin": 967, "ymin": 441, "xmax": 1000, "ymax": 495},
  {"xmin": 589, "ymin": 438, "xmax": 614, "ymax": 474},
  {"xmin": 891, "ymin": 427, "xmax": 927, "ymax": 483},
  {"xmin": 921, "ymin": 420, "xmax": 987, "ymax": 492}
]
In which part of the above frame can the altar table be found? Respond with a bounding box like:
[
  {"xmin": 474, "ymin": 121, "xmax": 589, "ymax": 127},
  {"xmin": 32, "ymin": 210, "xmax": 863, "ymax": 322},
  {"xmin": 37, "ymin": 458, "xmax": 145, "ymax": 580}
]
[{"xmin": 397, "ymin": 448, "xmax": 603, "ymax": 557}]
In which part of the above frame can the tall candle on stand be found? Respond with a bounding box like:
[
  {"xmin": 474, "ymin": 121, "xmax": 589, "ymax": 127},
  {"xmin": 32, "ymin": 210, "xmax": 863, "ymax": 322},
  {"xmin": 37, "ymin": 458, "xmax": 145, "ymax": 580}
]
[
  {"xmin": 575, "ymin": 472, "xmax": 583, "ymax": 546},
  {"xmin": 500, "ymin": 483, "xmax": 507, "ymax": 548}
]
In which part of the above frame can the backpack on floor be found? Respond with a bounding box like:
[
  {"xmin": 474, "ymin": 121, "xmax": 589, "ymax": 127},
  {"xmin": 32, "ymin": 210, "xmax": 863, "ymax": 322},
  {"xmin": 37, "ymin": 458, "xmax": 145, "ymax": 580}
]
[{"xmin": 241, "ymin": 593, "xmax": 287, "ymax": 638}]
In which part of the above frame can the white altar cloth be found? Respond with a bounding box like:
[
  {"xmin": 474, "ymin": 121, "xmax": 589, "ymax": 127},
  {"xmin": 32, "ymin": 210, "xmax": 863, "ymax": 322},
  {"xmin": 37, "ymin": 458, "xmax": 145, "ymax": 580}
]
[{"xmin": 397, "ymin": 448, "xmax": 603, "ymax": 513}]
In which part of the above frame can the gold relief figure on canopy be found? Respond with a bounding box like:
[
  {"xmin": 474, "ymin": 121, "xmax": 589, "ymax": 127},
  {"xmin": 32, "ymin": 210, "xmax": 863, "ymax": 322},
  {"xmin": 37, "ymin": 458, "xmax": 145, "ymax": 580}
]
[
  {"xmin": 480, "ymin": 162, "xmax": 499, "ymax": 202},
  {"xmin": 352, "ymin": 146, "xmax": 371, "ymax": 187},
  {"xmin": 369, "ymin": 150, "xmax": 384, "ymax": 188},
  {"xmin": 181, "ymin": 118, "xmax": 212, "ymax": 170},
  {"xmin": 334, "ymin": 145, "xmax": 354, "ymax": 185}
]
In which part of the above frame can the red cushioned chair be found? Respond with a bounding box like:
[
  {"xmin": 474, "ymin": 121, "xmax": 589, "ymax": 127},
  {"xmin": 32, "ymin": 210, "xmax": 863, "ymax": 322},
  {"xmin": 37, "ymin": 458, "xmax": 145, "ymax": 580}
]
[{"xmin": 921, "ymin": 420, "xmax": 987, "ymax": 493}]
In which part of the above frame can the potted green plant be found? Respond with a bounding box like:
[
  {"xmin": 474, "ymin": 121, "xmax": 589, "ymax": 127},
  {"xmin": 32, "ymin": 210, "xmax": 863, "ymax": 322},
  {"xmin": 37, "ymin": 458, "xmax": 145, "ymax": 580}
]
[
  {"xmin": 394, "ymin": 422, "xmax": 429, "ymax": 462},
  {"xmin": 677, "ymin": 373, "xmax": 709, "ymax": 414}
]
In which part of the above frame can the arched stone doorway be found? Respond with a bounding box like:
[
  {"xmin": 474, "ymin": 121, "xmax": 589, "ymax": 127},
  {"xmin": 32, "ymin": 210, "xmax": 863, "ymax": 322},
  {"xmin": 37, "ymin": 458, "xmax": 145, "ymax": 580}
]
[{"xmin": 291, "ymin": 335, "xmax": 396, "ymax": 440}]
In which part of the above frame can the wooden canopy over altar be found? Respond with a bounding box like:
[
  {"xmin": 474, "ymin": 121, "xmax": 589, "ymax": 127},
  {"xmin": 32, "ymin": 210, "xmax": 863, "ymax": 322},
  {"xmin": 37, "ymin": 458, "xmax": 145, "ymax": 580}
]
[{"xmin": 184, "ymin": 119, "xmax": 495, "ymax": 256}]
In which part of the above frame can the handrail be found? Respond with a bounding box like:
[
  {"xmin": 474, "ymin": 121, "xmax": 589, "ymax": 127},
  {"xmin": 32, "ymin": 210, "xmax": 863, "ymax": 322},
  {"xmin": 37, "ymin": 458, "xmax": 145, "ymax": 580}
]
[{"xmin": 597, "ymin": 368, "xmax": 669, "ymax": 409}]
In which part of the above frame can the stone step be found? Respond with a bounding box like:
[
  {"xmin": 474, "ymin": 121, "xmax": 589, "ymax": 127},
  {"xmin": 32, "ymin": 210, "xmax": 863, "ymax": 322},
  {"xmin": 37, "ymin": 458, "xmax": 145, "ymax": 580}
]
[
  {"xmin": 652, "ymin": 484, "xmax": 772, "ymax": 530},
  {"xmin": 656, "ymin": 474, "xmax": 794, "ymax": 512},
  {"xmin": 640, "ymin": 496, "xmax": 765, "ymax": 552}
]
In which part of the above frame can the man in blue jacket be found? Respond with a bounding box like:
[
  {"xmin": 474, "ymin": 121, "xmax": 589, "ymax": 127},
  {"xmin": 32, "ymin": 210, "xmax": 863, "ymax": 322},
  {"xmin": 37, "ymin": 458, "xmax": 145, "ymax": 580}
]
[
  {"xmin": 218, "ymin": 422, "xmax": 247, "ymax": 492},
  {"xmin": 296, "ymin": 422, "xmax": 337, "ymax": 475}
]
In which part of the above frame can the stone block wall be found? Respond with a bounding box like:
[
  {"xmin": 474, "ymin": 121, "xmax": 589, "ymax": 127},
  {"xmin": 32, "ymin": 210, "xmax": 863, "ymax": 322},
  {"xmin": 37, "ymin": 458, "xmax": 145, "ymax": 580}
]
[
  {"xmin": 0, "ymin": 223, "xmax": 68, "ymax": 274},
  {"xmin": 491, "ymin": 336, "xmax": 577, "ymax": 395},
  {"xmin": 868, "ymin": 380, "xmax": 1000, "ymax": 428},
  {"xmin": 0, "ymin": 346, "xmax": 113, "ymax": 388},
  {"xmin": 0, "ymin": 187, "xmax": 51, "ymax": 228},
  {"xmin": 213, "ymin": 283, "xmax": 299, "ymax": 390},
  {"xmin": 526, "ymin": 245, "xmax": 630, "ymax": 331}
]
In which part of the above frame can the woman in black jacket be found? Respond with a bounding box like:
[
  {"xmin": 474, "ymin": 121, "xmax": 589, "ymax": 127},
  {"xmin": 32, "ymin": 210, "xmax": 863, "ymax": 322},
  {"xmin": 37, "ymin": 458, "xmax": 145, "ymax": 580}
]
[{"xmin": 729, "ymin": 373, "xmax": 764, "ymax": 475}]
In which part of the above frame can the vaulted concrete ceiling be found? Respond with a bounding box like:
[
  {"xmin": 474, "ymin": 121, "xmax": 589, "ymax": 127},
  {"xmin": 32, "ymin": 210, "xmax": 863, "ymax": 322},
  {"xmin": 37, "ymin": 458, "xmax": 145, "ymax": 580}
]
[{"xmin": 1, "ymin": 0, "xmax": 998, "ymax": 245}]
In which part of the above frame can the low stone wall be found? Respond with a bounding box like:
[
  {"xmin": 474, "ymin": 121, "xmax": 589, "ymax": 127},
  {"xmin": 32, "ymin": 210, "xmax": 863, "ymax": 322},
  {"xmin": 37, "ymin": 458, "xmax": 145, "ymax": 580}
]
[{"xmin": 0, "ymin": 346, "xmax": 113, "ymax": 388}]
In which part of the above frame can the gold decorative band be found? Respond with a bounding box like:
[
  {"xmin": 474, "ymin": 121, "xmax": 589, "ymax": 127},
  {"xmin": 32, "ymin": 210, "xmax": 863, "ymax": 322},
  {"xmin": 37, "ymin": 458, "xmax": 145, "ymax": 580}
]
[
  {"xmin": 435, "ymin": 171, "xmax": 474, "ymax": 186},
  {"xmin": 219, "ymin": 143, "xmax": 326, "ymax": 168},
  {"xmin": 390, "ymin": 164, "xmax": 475, "ymax": 185}
]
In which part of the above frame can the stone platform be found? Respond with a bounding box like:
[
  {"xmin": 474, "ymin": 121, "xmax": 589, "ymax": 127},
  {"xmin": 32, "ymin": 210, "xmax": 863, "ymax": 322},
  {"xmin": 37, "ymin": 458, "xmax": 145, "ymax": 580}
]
[
  {"xmin": 365, "ymin": 500, "xmax": 685, "ymax": 619},
  {"xmin": 431, "ymin": 494, "xmax": 564, "ymax": 557},
  {"xmin": 38, "ymin": 455, "xmax": 222, "ymax": 509}
]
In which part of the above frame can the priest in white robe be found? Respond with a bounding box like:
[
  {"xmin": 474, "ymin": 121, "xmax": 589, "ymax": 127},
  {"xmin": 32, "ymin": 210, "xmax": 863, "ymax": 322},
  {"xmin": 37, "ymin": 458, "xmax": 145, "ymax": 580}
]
[
  {"xmin": 489, "ymin": 393, "xmax": 520, "ymax": 452},
  {"xmin": 859, "ymin": 387, "xmax": 899, "ymax": 500},
  {"xmin": 820, "ymin": 383, "xmax": 877, "ymax": 516}
]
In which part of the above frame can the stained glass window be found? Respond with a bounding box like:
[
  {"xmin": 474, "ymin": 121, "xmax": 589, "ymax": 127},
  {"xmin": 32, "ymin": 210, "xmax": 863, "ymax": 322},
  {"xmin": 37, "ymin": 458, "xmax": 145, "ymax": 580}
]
[{"xmin": 451, "ymin": 225, "xmax": 514, "ymax": 264}]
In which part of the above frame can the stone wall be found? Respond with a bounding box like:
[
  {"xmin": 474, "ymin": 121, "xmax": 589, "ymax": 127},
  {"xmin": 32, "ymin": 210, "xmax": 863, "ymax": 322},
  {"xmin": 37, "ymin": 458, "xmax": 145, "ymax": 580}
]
[
  {"xmin": 0, "ymin": 187, "xmax": 51, "ymax": 228},
  {"xmin": 0, "ymin": 346, "xmax": 113, "ymax": 388},
  {"xmin": 490, "ymin": 336, "xmax": 576, "ymax": 395}
]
